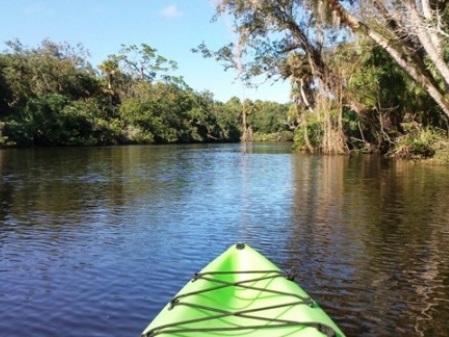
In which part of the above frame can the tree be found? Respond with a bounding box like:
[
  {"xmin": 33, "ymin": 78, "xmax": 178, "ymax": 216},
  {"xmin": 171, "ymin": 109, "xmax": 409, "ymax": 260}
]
[
  {"xmin": 279, "ymin": 53, "xmax": 316, "ymax": 151},
  {"xmin": 0, "ymin": 39, "xmax": 109, "ymax": 146},
  {"xmin": 117, "ymin": 44, "xmax": 178, "ymax": 83},
  {"xmin": 210, "ymin": 0, "xmax": 351, "ymax": 153},
  {"xmin": 98, "ymin": 56, "xmax": 122, "ymax": 110},
  {"xmin": 316, "ymin": 0, "xmax": 449, "ymax": 119},
  {"xmin": 248, "ymin": 100, "xmax": 291, "ymax": 134},
  {"xmin": 0, "ymin": 38, "xmax": 289, "ymax": 148},
  {"xmin": 192, "ymin": 42, "xmax": 253, "ymax": 142},
  {"xmin": 214, "ymin": 97, "xmax": 243, "ymax": 141},
  {"xmin": 211, "ymin": 0, "xmax": 449, "ymax": 153}
]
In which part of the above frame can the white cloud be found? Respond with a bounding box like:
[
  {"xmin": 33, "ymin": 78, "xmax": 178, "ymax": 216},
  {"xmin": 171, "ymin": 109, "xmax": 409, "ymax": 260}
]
[{"xmin": 159, "ymin": 5, "xmax": 182, "ymax": 18}]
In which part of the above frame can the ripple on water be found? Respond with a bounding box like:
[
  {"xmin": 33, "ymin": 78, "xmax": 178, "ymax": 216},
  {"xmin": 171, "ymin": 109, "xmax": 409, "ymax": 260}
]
[{"xmin": 2, "ymin": 145, "xmax": 449, "ymax": 337}]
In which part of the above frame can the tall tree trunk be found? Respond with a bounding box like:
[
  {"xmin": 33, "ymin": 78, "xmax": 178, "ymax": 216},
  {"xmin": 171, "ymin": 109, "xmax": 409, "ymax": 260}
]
[
  {"xmin": 421, "ymin": 0, "xmax": 433, "ymax": 18},
  {"xmin": 406, "ymin": 0, "xmax": 449, "ymax": 89},
  {"xmin": 325, "ymin": 0, "xmax": 449, "ymax": 119},
  {"xmin": 366, "ymin": 28, "xmax": 449, "ymax": 118},
  {"xmin": 298, "ymin": 78, "xmax": 314, "ymax": 113},
  {"xmin": 241, "ymin": 100, "xmax": 251, "ymax": 142},
  {"xmin": 300, "ymin": 110, "xmax": 315, "ymax": 153},
  {"xmin": 420, "ymin": 0, "xmax": 442, "ymax": 54}
]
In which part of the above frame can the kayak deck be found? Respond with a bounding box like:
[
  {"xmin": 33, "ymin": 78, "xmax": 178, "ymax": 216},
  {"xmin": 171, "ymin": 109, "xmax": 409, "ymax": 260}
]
[{"xmin": 141, "ymin": 243, "xmax": 345, "ymax": 336}]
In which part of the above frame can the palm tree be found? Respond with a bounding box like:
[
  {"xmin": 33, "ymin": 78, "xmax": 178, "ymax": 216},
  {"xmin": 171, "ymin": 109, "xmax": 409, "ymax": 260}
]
[
  {"xmin": 99, "ymin": 57, "xmax": 121, "ymax": 110},
  {"xmin": 279, "ymin": 53, "xmax": 315, "ymax": 112}
]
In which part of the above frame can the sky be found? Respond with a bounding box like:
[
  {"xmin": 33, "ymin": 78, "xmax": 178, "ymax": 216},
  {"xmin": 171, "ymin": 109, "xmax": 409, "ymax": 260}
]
[{"xmin": 0, "ymin": 0, "xmax": 291, "ymax": 103}]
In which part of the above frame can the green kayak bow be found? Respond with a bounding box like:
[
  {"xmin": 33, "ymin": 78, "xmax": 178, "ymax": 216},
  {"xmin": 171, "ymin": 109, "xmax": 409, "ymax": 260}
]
[{"xmin": 141, "ymin": 243, "xmax": 345, "ymax": 337}]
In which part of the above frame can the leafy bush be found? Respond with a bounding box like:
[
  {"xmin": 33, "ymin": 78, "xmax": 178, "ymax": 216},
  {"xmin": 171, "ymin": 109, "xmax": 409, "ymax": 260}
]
[
  {"xmin": 388, "ymin": 123, "xmax": 445, "ymax": 159},
  {"xmin": 433, "ymin": 142, "xmax": 449, "ymax": 162}
]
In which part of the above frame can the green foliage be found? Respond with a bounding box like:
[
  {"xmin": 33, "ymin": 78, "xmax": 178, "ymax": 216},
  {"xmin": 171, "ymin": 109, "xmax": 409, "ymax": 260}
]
[
  {"xmin": 24, "ymin": 94, "xmax": 69, "ymax": 145},
  {"xmin": 210, "ymin": 1, "xmax": 449, "ymax": 158},
  {"xmin": 3, "ymin": 36, "xmax": 447, "ymax": 158},
  {"xmin": 341, "ymin": 42, "xmax": 448, "ymax": 153},
  {"xmin": 248, "ymin": 101, "xmax": 290, "ymax": 134},
  {"xmin": 213, "ymin": 99, "xmax": 242, "ymax": 141},
  {"xmin": 118, "ymin": 81, "xmax": 246, "ymax": 144},
  {"xmin": 60, "ymin": 99, "xmax": 121, "ymax": 145},
  {"xmin": 0, "ymin": 121, "xmax": 10, "ymax": 145},
  {"xmin": 0, "ymin": 39, "xmax": 113, "ymax": 146},
  {"xmin": 433, "ymin": 143, "xmax": 449, "ymax": 162},
  {"xmin": 293, "ymin": 115, "xmax": 324, "ymax": 151},
  {"xmin": 117, "ymin": 43, "xmax": 179, "ymax": 83},
  {"xmin": 123, "ymin": 125, "xmax": 155, "ymax": 144},
  {"xmin": 0, "ymin": 39, "xmax": 255, "ymax": 147},
  {"xmin": 347, "ymin": 46, "xmax": 409, "ymax": 112},
  {"xmin": 388, "ymin": 123, "xmax": 445, "ymax": 159}
]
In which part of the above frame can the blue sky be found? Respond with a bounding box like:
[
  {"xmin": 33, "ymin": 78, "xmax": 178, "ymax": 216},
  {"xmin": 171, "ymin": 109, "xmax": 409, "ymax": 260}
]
[{"xmin": 0, "ymin": 0, "xmax": 291, "ymax": 103}]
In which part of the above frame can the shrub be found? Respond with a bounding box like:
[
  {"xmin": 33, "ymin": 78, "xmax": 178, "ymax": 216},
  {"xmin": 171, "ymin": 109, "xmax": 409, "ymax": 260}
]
[{"xmin": 388, "ymin": 122, "xmax": 445, "ymax": 159}]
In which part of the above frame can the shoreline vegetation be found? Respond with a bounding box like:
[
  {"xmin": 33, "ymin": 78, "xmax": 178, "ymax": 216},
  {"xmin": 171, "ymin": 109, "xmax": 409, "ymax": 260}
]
[
  {"xmin": 202, "ymin": 1, "xmax": 449, "ymax": 162},
  {"xmin": 2, "ymin": 2, "xmax": 449, "ymax": 166},
  {"xmin": 0, "ymin": 40, "xmax": 294, "ymax": 149}
]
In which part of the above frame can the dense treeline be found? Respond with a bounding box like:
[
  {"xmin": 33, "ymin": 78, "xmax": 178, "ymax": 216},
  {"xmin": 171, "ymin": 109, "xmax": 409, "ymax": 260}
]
[
  {"xmin": 0, "ymin": 39, "xmax": 292, "ymax": 147},
  {"xmin": 3, "ymin": 0, "xmax": 449, "ymax": 161},
  {"xmin": 208, "ymin": 0, "xmax": 449, "ymax": 159}
]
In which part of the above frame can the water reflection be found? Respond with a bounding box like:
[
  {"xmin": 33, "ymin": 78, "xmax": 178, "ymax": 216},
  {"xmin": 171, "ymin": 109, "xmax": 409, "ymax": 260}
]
[
  {"xmin": 288, "ymin": 155, "xmax": 449, "ymax": 336},
  {"xmin": 1, "ymin": 145, "xmax": 449, "ymax": 336}
]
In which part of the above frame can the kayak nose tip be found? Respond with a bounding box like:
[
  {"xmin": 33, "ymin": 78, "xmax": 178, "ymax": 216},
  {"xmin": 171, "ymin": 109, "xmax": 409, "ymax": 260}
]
[{"xmin": 236, "ymin": 242, "xmax": 246, "ymax": 250}]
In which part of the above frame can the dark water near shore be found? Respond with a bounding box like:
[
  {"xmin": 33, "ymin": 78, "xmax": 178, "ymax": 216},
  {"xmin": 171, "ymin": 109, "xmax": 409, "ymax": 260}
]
[{"xmin": 1, "ymin": 143, "xmax": 449, "ymax": 336}]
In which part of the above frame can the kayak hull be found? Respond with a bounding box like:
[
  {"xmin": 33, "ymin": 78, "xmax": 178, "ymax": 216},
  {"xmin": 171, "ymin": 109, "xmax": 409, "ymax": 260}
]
[{"xmin": 141, "ymin": 243, "xmax": 345, "ymax": 337}]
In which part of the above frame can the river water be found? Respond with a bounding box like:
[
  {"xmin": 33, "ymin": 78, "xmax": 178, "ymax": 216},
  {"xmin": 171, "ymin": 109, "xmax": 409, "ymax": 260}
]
[{"xmin": 1, "ymin": 143, "xmax": 448, "ymax": 336}]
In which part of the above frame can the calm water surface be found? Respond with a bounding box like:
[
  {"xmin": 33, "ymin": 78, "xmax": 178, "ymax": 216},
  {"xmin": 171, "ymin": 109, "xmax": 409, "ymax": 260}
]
[{"xmin": 1, "ymin": 143, "xmax": 448, "ymax": 336}]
